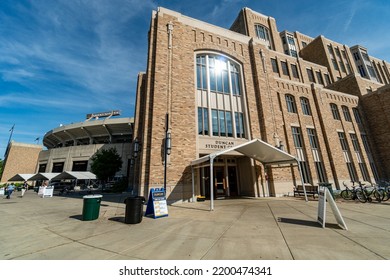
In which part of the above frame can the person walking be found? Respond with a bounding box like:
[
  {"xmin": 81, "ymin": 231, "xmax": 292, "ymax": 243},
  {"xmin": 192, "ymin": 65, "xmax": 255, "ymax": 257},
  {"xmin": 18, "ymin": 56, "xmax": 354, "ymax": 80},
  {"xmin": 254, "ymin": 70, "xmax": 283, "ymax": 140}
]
[
  {"xmin": 21, "ymin": 181, "xmax": 27, "ymax": 197},
  {"xmin": 6, "ymin": 183, "xmax": 15, "ymax": 199}
]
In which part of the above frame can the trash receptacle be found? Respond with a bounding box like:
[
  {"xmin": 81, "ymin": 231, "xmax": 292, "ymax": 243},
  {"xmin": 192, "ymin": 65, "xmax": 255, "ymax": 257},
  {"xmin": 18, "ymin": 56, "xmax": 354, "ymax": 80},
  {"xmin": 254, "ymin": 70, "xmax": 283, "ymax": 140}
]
[
  {"xmin": 82, "ymin": 194, "xmax": 103, "ymax": 221},
  {"xmin": 319, "ymin": 183, "xmax": 334, "ymax": 199},
  {"xmin": 124, "ymin": 196, "xmax": 145, "ymax": 224}
]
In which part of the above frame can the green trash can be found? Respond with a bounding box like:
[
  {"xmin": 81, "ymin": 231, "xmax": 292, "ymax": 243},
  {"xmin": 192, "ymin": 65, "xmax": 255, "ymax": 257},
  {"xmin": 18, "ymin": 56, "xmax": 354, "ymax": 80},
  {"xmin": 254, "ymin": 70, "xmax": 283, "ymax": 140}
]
[
  {"xmin": 319, "ymin": 183, "xmax": 334, "ymax": 199},
  {"xmin": 82, "ymin": 194, "xmax": 103, "ymax": 221}
]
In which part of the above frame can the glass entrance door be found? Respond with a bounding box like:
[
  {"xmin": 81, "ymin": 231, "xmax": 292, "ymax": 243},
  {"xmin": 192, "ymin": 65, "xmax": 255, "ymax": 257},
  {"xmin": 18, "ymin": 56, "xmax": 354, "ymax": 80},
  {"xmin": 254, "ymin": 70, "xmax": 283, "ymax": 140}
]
[
  {"xmin": 228, "ymin": 166, "xmax": 238, "ymax": 196},
  {"xmin": 214, "ymin": 166, "xmax": 226, "ymax": 197}
]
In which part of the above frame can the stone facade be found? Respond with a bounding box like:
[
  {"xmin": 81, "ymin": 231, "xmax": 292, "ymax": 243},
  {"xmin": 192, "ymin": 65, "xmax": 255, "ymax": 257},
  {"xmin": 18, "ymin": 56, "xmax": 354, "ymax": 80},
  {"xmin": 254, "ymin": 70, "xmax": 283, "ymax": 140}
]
[{"xmin": 133, "ymin": 7, "xmax": 390, "ymax": 202}]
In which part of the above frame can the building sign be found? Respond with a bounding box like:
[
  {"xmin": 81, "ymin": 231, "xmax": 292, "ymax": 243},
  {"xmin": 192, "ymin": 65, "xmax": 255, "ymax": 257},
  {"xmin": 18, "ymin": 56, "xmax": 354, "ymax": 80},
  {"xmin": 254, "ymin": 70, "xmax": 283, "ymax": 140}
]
[
  {"xmin": 198, "ymin": 138, "xmax": 247, "ymax": 154},
  {"xmin": 86, "ymin": 110, "xmax": 121, "ymax": 119},
  {"xmin": 204, "ymin": 140, "xmax": 236, "ymax": 150}
]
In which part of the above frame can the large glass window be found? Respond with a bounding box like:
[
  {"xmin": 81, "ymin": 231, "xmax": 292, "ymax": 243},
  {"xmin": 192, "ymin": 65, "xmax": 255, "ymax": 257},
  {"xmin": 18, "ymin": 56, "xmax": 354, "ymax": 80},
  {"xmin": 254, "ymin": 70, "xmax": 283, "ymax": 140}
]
[{"xmin": 196, "ymin": 54, "xmax": 246, "ymax": 139}]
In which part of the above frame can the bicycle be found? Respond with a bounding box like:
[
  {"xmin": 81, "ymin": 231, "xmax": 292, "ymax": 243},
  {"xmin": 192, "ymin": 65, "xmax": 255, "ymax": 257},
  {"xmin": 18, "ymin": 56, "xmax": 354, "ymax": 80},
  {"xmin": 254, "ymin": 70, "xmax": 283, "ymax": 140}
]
[
  {"xmin": 355, "ymin": 181, "xmax": 383, "ymax": 203},
  {"xmin": 340, "ymin": 181, "xmax": 358, "ymax": 200}
]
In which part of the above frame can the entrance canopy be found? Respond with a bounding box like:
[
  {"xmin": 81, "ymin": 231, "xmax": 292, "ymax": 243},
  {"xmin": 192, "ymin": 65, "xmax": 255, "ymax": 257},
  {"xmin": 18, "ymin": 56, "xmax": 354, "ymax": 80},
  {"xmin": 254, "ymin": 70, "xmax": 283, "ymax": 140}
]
[
  {"xmin": 51, "ymin": 171, "xmax": 96, "ymax": 181},
  {"xmin": 7, "ymin": 173, "xmax": 35, "ymax": 182},
  {"xmin": 191, "ymin": 138, "xmax": 298, "ymax": 167},
  {"xmin": 190, "ymin": 139, "xmax": 307, "ymax": 210}
]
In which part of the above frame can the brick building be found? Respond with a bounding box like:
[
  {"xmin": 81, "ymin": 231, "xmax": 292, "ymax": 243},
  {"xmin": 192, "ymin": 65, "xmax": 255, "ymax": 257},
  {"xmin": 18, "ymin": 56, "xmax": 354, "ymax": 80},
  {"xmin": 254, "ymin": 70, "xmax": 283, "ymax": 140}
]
[
  {"xmin": 132, "ymin": 7, "xmax": 390, "ymax": 203},
  {"xmin": 1, "ymin": 142, "xmax": 42, "ymax": 183}
]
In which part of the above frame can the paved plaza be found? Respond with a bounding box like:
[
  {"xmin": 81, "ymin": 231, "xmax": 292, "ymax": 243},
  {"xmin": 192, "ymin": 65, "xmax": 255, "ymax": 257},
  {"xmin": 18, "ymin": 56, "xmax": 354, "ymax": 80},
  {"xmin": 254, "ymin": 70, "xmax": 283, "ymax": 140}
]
[{"xmin": 1, "ymin": 190, "xmax": 390, "ymax": 260}]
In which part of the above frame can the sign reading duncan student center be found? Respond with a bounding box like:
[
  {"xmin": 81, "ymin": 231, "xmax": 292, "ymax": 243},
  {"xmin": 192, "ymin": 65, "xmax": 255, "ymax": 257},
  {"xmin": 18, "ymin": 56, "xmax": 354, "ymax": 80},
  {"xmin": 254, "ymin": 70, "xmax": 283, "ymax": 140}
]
[{"xmin": 198, "ymin": 138, "xmax": 247, "ymax": 153}]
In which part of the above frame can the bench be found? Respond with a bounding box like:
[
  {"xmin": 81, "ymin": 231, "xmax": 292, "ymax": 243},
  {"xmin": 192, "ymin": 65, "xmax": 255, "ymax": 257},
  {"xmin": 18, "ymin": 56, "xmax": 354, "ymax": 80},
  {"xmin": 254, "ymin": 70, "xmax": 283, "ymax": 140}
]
[{"xmin": 293, "ymin": 184, "xmax": 318, "ymax": 198}]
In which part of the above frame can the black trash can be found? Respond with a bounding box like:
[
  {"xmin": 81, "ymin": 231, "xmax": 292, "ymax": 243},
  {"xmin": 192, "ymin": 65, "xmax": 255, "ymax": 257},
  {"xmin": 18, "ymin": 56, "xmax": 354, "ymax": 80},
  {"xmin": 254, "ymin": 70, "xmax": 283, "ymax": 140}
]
[{"xmin": 124, "ymin": 196, "xmax": 145, "ymax": 224}]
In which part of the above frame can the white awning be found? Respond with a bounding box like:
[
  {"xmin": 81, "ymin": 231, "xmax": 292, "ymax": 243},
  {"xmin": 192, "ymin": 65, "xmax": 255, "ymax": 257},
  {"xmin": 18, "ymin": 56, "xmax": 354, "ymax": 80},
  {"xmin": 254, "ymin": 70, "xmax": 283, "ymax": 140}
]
[
  {"xmin": 7, "ymin": 174, "xmax": 35, "ymax": 182},
  {"xmin": 51, "ymin": 171, "xmax": 97, "ymax": 180},
  {"xmin": 191, "ymin": 138, "xmax": 297, "ymax": 166},
  {"xmin": 190, "ymin": 138, "xmax": 307, "ymax": 210},
  {"xmin": 29, "ymin": 173, "xmax": 61, "ymax": 181}
]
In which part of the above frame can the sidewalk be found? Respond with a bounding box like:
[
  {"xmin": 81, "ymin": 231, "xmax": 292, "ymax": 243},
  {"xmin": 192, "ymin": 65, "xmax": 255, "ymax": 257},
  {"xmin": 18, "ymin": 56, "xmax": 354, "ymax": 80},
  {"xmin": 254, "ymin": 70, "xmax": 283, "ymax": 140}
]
[{"xmin": 1, "ymin": 190, "xmax": 389, "ymax": 260}]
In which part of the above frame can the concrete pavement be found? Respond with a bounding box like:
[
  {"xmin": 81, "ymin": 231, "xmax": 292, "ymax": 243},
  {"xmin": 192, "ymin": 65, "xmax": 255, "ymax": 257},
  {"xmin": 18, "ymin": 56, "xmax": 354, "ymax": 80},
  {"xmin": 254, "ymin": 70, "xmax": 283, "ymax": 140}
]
[{"xmin": 1, "ymin": 190, "xmax": 390, "ymax": 260}]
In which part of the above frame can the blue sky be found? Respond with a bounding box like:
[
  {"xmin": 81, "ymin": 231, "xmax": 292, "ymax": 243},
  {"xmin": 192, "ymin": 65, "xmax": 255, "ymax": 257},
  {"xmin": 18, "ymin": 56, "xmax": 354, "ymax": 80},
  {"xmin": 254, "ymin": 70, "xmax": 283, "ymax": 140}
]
[{"xmin": 1, "ymin": 0, "xmax": 389, "ymax": 158}]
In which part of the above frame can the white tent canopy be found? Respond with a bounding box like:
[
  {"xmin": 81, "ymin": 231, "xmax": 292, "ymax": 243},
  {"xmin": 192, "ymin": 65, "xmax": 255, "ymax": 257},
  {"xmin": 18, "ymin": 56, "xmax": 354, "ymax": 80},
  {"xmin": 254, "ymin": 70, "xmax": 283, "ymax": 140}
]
[
  {"xmin": 29, "ymin": 173, "xmax": 60, "ymax": 181},
  {"xmin": 190, "ymin": 139, "xmax": 307, "ymax": 210},
  {"xmin": 51, "ymin": 171, "xmax": 96, "ymax": 181},
  {"xmin": 7, "ymin": 173, "xmax": 35, "ymax": 182}
]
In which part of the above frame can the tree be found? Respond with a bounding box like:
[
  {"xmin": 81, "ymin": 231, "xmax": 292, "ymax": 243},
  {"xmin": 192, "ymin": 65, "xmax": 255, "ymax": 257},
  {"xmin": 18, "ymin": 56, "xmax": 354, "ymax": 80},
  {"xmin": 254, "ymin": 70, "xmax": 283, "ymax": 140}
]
[{"xmin": 90, "ymin": 148, "xmax": 123, "ymax": 182}]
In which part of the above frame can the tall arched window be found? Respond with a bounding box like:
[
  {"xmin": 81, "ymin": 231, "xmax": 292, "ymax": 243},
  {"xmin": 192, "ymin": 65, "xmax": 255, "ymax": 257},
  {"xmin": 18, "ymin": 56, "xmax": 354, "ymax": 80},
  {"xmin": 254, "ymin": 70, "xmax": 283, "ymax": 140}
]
[
  {"xmin": 255, "ymin": 24, "xmax": 272, "ymax": 49},
  {"xmin": 300, "ymin": 97, "xmax": 311, "ymax": 116},
  {"xmin": 196, "ymin": 53, "xmax": 246, "ymax": 139},
  {"xmin": 285, "ymin": 94, "xmax": 297, "ymax": 113}
]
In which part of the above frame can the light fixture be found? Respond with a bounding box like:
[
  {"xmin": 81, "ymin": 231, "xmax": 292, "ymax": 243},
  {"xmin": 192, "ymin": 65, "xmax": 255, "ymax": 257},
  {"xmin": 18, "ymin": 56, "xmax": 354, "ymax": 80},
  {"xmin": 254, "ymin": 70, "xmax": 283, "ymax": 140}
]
[
  {"xmin": 165, "ymin": 131, "xmax": 171, "ymax": 155},
  {"xmin": 133, "ymin": 138, "xmax": 139, "ymax": 158}
]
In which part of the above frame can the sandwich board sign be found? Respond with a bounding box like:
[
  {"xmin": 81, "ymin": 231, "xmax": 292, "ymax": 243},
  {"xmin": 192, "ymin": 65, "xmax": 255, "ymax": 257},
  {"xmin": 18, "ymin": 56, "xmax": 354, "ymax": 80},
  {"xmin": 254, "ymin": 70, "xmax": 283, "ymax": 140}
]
[
  {"xmin": 317, "ymin": 187, "xmax": 348, "ymax": 230},
  {"xmin": 145, "ymin": 188, "xmax": 168, "ymax": 219}
]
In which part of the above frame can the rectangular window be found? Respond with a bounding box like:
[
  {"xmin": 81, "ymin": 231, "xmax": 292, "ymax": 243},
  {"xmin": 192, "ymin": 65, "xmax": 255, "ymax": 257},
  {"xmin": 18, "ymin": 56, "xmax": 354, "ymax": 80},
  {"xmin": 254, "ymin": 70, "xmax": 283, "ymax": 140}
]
[
  {"xmin": 230, "ymin": 64, "xmax": 241, "ymax": 96},
  {"xmin": 292, "ymin": 127, "xmax": 303, "ymax": 148},
  {"xmin": 72, "ymin": 161, "xmax": 88, "ymax": 171},
  {"xmin": 219, "ymin": 110, "xmax": 226, "ymax": 137},
  {"xmin": 291, "ymin": 64, "xmax": 299, "ymax": 78},
  {"xmin": 281, "ymin": 61, "xmax": 289, "ymax": 76},
  {"xmin": 307, "ymin": 69, "xmax": 315, "ymax": 82},
  {"xmin": 307, "ymin": 128, "xmax": 318, "ymax": 149},
  {"xmin": 212, "ymin": 109, "xmax": 218, "ymax": 136},
  {"xmin": 226, "ymin": 111, "xmax": 233, "ymax": 137},
  {"xmin": 339, "ymin": 61, "xmax": 346, "ymax": 73},
  {"xmin": 315, "ymin": 71, "xmax": 324, "ymax": 85},
  {"xmin": 38, "ymin": 164, "xmax": 47, "ymax": 173},
  {"xmin": 327, "ymin": 45, "xmax": 334, "ymax": 58},
  {"xmin": 52, "ymin": 162, "xmax": 64, "ymax": 173},
  {"xmin": 235, "ymin": 112, "xmax": 245, "ymax": 138},
  {"xmin": 198, "ymin": 107, "xmax": 209, "ymax": 135},
  {"xmin": 352, "ymin": 108, "xmax": 361, "ymax": 124},
  {"xmin": 271, "ymin": 58, "xmax": 279, "ymax": 73},
  {"xmin": 338, "ymin": 132, "xmax": 348, "ymax": 151},
  {"xmin": 196, "ymin": 56, "xmax": 207, "ymax": 90},
  {"xmin": 324, "ymin": 74, "xmax": 331, "ymax": 85},
  {"xmin": 290, "ymin": 50, "xmax": 298, "ymax": 58},
  {"xmin": 332, "ymin": 59, "xmax": 339, "ymax": 71}
]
